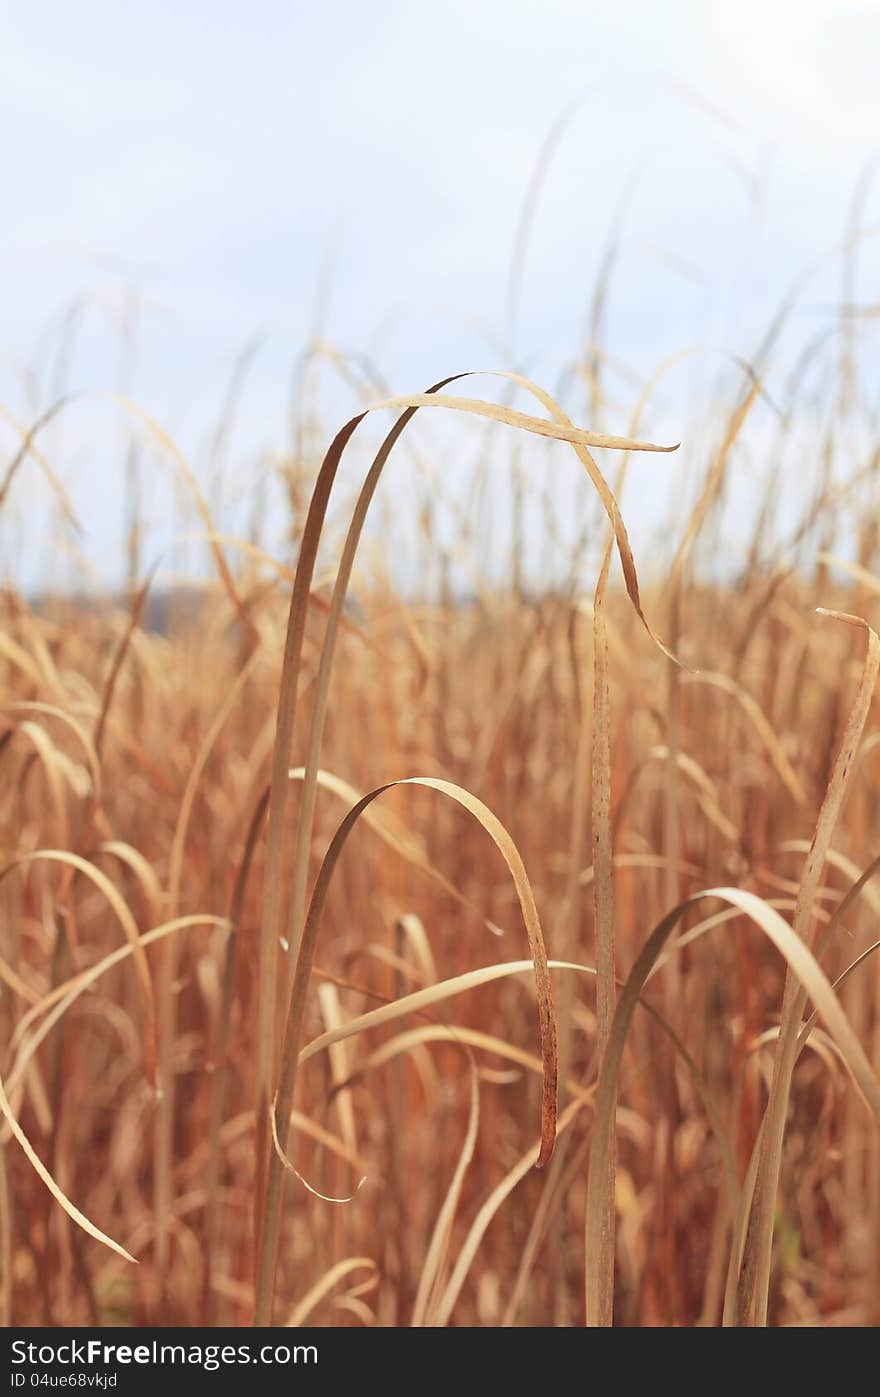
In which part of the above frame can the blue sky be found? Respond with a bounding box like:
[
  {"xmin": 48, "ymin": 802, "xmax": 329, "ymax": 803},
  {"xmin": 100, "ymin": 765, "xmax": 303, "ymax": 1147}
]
[{"xmin": 2, "ymin": 1, "xmax": 879, "ymax": 591}]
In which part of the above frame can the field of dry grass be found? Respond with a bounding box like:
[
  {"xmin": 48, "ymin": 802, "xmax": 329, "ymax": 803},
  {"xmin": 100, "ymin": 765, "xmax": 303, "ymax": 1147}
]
[{"xmin": 2, "ymin": 272, "xmax": 880, "ymax": 1331}]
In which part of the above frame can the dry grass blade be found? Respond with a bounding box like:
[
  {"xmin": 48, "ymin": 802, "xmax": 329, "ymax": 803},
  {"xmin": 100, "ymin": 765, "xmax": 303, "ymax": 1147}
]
[
  {"xmin": 9, "ymin": 259, "xmax": 880, "ymax": 1329},
  {"xmin": 256, "ymin": 773, "xmax": 559, "ymax": 1322},
  {"xmin": 269, "ymin": 1098, "xmax": 366, "ymax": 1204},
  {"xmin": 0, "ymin": 1069, "xmax": 135, "ymax": 1265},
  {"xmin": 0, "ymin": 1142, "xmax": 9, "ymax": 1325},
  {"xmin": 585, "ymin": 886, "xmax": 880, "ymax": 1326},
  {"xmin": 666, "ymin": 381, "xmax": 760, "ymax": 594},
  {"xmin": 736, "ymin": 611, "xmax": 880, "ymax": 1327},
  {"xmin": 256, "ymin": 370, "xmax": 676, "ymax": 1289},
  {"xmin": 411, "ymin": 1058, "xmax": 480, "ymax": 1326},
  {"xmin": 587, "ymin": 516, "xmax": 617, "ymax": 1326},
  {"xmin": 0, "ymin": 398, "xmax": 81, "ymax": 530},
  {"xmin": 682, "ymin": 670, "xmax": 807, "ymax": 805},
  {"xmin": 432, "ymin": 1098, "xmax": 586, "ymax": 1328},
  {"xmin": 257, "ymin": 363, "xmax": 668, "ymax": 1325},
  {"xmin": 298, "ymin": 959, "xmax": 585, "ymax": 1069},
  {"xmin": 328, "ymin": 1026, "xmax": 594, "ymax": 1107},
  {"xmin": 304, "ymin": 962, "xmax": 738, "ymax": 1228},
  {"xmin": 5, "ymin": 917, "xmax": 229, "ymax": 1100},
  {"xmin": 288, "ymin": 765, "xmax": 502, "ymax": 933},
  {"xmin": 257, "ymin": 368, "xmax": 679, "ymax": 1320},
  {"xmin": 314, "ymin": 778, "xmax": 557, "ymax": 1163},
  {"xmin": 0, "ymin": 850, "xmax": 155, "ymax": 1086},
  {"xmin": 6, "ymin": 702, "xmax": 101, "ymax": 808},
  {"xmin": 93, "ymin": 567, "xmax": 155, "ymax": 758},
  {"xmin": 285, "ymin": 1258, "xmax": 376, "ymax": 1327},
  {"xmin": 722, "ymin": 869, "xmax": 880, "ymax": 1326},
  {"xmin": 366, "ymin": 391, "xmax": 677, "ymax": 455},
  {"xmin": 112, "ymin": 395, "xmax": 254, "ymax": 638}
]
